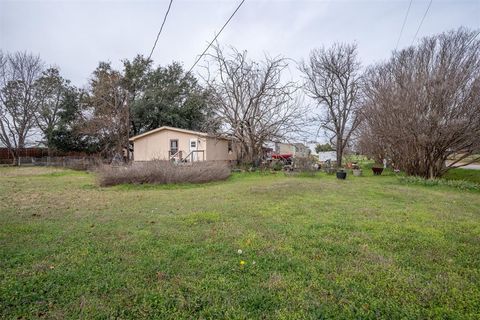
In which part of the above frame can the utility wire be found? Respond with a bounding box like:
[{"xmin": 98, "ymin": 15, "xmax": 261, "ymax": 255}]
[
  {"xmin": 395, "ymin": 0, "xmax": 413, "ymax": 51},
  {"xmin": 186, "ymin": 0, "xmax": 246, "ymax": 75},
  {"xmin": 411, "ymin": 0, "xmax": 433, "ymax": 45},
  {"xmin": 148, "ymin": 0, "xmax": 174, "ymax": 61},
  {"xmin": 465, "ymin": 30, "xmax": 480, "ymax": 47}
]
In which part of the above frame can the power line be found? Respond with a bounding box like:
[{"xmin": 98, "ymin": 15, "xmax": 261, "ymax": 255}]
[
  {"xmin": 395, "ymin": 0, "xmax": 413, "ymax": 51},
  {"xmin": 411, "ymin": 0, "xmax": 433, "ymax": 45},
  {"xmin": 186, "ymin": 0, "xmax": 246, "ymax": 75},
  {"xmin": 465, "ymin": 30, "xmax": 480, "ymax": 47},
  {"xmin": 148, "ymin": 0, "xmax": 174, "ymax": 61}
]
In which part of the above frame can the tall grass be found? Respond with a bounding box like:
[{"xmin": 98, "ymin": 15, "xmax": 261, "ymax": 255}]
[
  {"xmin": 398, "ymin": 175, "xmax": 480, "ymax": 191},
  {"xmin": 96, "ymin": 161, "xmax": 231, "ymax": 187}
]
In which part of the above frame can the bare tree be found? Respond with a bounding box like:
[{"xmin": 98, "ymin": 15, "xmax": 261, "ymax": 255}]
[
  {"xmin": 300, "ymin": 43, "xmax": 363, "ymax": 168},
  {"xmin": 0, "ymin": 51, "xmax": 44, "ymax": 164},
  {"xmin": 361, "ymin": 28, "xmax": 480, "ymax": 178},
  {"xmin": 205, "ymin": 45, "xmax": 304, "ymax": 164}
]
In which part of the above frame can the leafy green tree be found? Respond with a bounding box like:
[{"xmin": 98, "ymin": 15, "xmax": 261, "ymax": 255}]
[
  {"xmin": 34, "ymin": 68, "xmax": 76, "ymax": 154},
  {"xmin": 70, "ymin": 58, "xmax": 217, "ymax": 158},
  {"xmin": 122, "ymin": 55, "xmax": 152, "ymax": 136},
  {"xmin": 128, "ymin": 61, "xmax": 217, "ymax": 135},
  {"xmin": 49, "ymin": 88, "xmax": 99, "ymax": 153},
  {"xmin": 315, "ymin": 143, "xmax": 334, "ymax": 153}
]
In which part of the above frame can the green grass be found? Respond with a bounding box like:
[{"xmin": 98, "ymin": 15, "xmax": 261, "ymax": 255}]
[
  {"xmin": 1, "ymin": 167, "xmax": 480, "ymax": 319},
  {"xmin": 398, "ymin": 175, "xmax": 480, "ymax": 191},
  {"xmin": 444, "ymin": 168, "xmax": 480, "ymax": 184}
]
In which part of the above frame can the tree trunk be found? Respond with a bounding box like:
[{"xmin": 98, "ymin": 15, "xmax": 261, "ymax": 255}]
[
  {"xmin": 46, "ymin": 129, "xmax": 53, "ymax": 157},
  {"xmin": 14, "ymin": 150, "xmax": 20, "ymax": 166},
  {"xmin": 428, "ymin": 165, "xmax": 434, "ymax": 180},
  {"xmin": 336, "ymin": 137, "xmax": 343, "ymax": 168},
  {"xmin": 9, "ymin": 148, "xmax": 19, "ymax": 166},
  {"xmin": 17, "ymin": 136, "xmax": 26, "ymax": 166}
]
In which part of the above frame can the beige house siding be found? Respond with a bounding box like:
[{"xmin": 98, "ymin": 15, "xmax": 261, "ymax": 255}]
[
  {"xmin": 206, "ymin": 138, "xmax": 237, "ymax": 161},
  {"xmin": 276, "ymin": 143, "xmax": 295, "ymax": 155},
  {"xmin": 293, "ymin": 144, "xmax": 310, "ymax": 158},
  {"xmin": 275, "ymin": 142, "xmax": 310, "ymax": 158},
  {"xmin": 130, "ymin": 127, "xmax": 236, "ymax": 162},
  {"xmin": 132, "ymin": 130, "xmax": 205, "ymax": 161}
]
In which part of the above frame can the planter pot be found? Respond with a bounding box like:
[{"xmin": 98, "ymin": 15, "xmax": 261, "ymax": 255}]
[
  {"xmin": 353, "ymin": 169, "xmax": 362, "ymax": 177},
  {"xmin": 372, "ymin": 167, "xmax": 384, "ymax": 175},
  {"xmin": 336, "ymin": 170, "xmax": 347, "ymax": 180}
]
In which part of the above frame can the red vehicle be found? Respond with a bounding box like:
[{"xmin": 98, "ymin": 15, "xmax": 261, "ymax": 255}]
[{"xmin": 271, "ymin": 153, "xmax": 293, "ymax": 164}]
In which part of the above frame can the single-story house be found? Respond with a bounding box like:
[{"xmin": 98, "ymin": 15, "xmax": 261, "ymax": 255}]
[
  {"xmin": 274, "ymin": 142, "xmax": 311, "ymax": 158},
  {"xmin": 129, "ymin": 126, "xmax": 237, "ymax": 162}
]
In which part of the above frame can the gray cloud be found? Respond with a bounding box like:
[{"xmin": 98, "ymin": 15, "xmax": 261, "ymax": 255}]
[{"xmin": 1, "ymin": 0, "xmax": 479, "ymax": 87}]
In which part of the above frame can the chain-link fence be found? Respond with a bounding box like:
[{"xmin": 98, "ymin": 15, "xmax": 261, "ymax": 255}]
[{"xmin": 10, "ymin": 156, "xmax": 110, "ymax": 170}]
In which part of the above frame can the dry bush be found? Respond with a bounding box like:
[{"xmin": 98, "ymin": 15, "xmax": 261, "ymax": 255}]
[
  {"xmin": 361, "ymin": 28, "xmax": 480, "ymax": 178},
  {"xmin": 96, "ymin": 161, "xmax": 231, "ymax": 186},
  {"xmin": 293, "ymin": 157, "xmax": 317, "ymax": 176}
]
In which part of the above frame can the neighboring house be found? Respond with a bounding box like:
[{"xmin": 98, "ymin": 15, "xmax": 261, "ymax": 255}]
[
  {"xmin": 129, "ymin": 126, "xmax": 237, "ymax": 162},
  {"xmin": 274, "ymin": 142, "xmax": 311, "ymax": 158}
]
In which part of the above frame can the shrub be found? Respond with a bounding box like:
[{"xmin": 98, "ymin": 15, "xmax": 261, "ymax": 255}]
[
  {"xmin": 271, "ymin": 160, "xmax": 284, "ymax": 171},
  {"xmin": 96, "ymin": 161, "xmax": 231, "ymax": 187},
  {"xmin": 398, "ymin": 176, "xmax": 480, "ymax": 191},
  {"xmin": 293, "ymin": 157, "xmax": 317, "ymax": 176}
]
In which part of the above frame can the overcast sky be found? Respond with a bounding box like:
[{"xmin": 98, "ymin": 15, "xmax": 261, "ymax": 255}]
[{"xmin": 1, "ymin": 0, "xmax": 479, "ymax": 87}]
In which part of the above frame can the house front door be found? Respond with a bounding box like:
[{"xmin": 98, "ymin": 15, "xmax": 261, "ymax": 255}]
[
  {"xmin": 189, "ymin": 139, "xmax": 198, "ymax": 161},
  {"xmin": 170, "ymin": 139, "xmax": 179, "ymax": 158}
]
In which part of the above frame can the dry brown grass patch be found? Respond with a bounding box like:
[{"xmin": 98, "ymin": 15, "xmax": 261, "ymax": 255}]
[{"xmin": 96, "ymin": 161, "xmax": 231, "ymax": 187}]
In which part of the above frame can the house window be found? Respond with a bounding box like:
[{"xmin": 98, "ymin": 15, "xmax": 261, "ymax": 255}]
[
  {"xmin": 228, "ymin": 141, "xmax": 233, "ymax": 153},
  {"xmin": 190, "ymin": 141, "xmax": 197, "ymax": 148},
  {"xmin": 170, "ymin": 139, "xmax": 179, "ymax": 154}
]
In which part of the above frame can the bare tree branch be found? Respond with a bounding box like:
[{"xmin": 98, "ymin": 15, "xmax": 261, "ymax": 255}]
[
  {"xmin": 0, "ymin": 51, "xmax": 44, "ymax": 164},
  {"xmin": 300, "ymin": 43, "xmax": 363, "ymax": 167},
  {"xmin": 360, "ymin": 28, "xmax": 480, "ymax": 178},
  {"xmin": 204, "ymin": 44, "xmax": 305, "ymax": 164}
]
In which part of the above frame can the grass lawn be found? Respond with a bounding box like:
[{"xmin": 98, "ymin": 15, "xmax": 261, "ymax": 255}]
[
  {"xmin": 1, "ymin": 167, "xmax": 479, "ymax": 319},
  {"xmin": 444, "ymin": 168, "xmax": 480, "ymax": 184}
]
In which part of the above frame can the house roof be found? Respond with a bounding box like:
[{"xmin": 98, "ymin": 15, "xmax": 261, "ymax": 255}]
[
  {"xmin": 275, "ymin": 141, "xmax": 307, "ymax": 148},
  {"xmin": 129, "ymin": 126, "xmax": 228, "ymax": 142}
]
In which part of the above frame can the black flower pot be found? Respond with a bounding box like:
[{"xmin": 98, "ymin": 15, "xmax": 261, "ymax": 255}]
[
  {"xmin": 336, "ymin": 170, "xmax": 347, "ymax": 180},
  {"xmin": 372, "ymin": 167, "xmax": 384, "ymax": 175}
]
